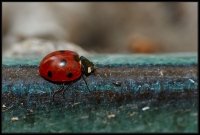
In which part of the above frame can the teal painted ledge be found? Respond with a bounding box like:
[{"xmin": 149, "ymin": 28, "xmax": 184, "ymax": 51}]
[
  {"xmin": 2, "ymin": 52, "xmax": 197, "ymax": 67},
  {"xmin": 2, "ymin": 53, "xmax": 198, "ymax": 106}
]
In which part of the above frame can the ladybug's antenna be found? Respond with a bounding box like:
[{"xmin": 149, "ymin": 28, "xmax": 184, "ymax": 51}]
[{"xmin": 82, "ymin": 75, "xmax": 91, "ymax": 92}]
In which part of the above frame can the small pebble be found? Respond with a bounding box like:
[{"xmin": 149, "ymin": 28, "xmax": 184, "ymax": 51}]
[
  {"xmin": 11, "ymin": 117, "xmax": 19, "ymax": 121},
  {"xmin": 142, "ymin": 106, "xmax": 150, "ymax": 111},
  {"xmin": 129, "ymin": 112, "xmax": 137, "ymax": 117},
  {"xmin": 73, "ymin": 102, "xmax": 80, "ymax": 106},
  {"xmin": 72, "ymin": 102, "xmax": 81, "ymax": 107},
  {"xmin": 2, "ymin": 104, "xmax": 6, "ymax": 108},
  {"xmin": 107, "ymin": 114, "xmax": 116, "ymax": 119},
  {"xmin": 80, "ymin": 115, "xmax": 89, "ymax": 119},
  {"xmin": 160, "ymin": 70, "xmax": 164, "ymax": 76},
  {"xmin": 191, "ymin": 113, "xmax": 197, "ymax": 117},
  {"xmin": 189, "ymin": 79, "xmax": 195, "ymax": 83},
  {"xmin": 28, "ymin": 109, "xmax": 33, "ymax": 113},
  {"xmin": 113, "ymin": 81, "xmax": 122, "ymax": 87},
  {"xmin": 104, "ymin": 73, "xmax": 108, "ymax": 77}
]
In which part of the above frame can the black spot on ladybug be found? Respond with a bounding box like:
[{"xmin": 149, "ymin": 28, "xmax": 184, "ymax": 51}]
[
  {"xmin": 47, "ymin": 71, "xmax": 52, "ymax": 78},
  {"xmin": 59, "ymin": 50, "xmax": 65, "ymax": 53},
  {"xmin": 67, "ymin": 72, "xmax": 73, "ymax": 78},
  {"xmin": 59, "ymin": 59, "xmax": 67, "ymax": 67},
  {"xmin": 74, "ymin": 55, "xmax": 80, "ymax": 62}
]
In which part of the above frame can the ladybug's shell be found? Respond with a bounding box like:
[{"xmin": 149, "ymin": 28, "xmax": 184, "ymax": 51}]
[{"xmin": 39, "ymin": 50, "xmax": 82, "ymax": 84}]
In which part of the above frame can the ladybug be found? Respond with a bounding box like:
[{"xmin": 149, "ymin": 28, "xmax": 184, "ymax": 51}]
[{"xmin": 39, "ymin": 50, "xmax": 95, "ymax": 101}]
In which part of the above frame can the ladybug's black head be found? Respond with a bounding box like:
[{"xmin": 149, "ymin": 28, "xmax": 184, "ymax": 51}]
[{"xmin": 80, "ymin": 56, "xmax": 95, "ymax": 76}]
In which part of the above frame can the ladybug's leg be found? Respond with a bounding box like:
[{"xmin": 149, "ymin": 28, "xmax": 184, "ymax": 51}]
[
  {"xmin": 82, "ymin": 75, "xmax": 91, "ymax": 92},
  {"xmin": 52, "ymin": 84, "xmax": 64, "ymax": 101},
  {"xmin": 62, "ymin": 84, "xmax": 72, "ymax": 99}
]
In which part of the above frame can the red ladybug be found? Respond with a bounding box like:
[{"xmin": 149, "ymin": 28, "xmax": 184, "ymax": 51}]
[{"xmin": 39, "ymin": 50, "xmax": 95, "ymax": 101}]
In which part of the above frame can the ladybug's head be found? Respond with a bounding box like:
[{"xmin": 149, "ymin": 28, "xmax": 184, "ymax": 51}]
[{"xmin": 80, "ymin": 56, "xmax": 96, "ymax": 76}]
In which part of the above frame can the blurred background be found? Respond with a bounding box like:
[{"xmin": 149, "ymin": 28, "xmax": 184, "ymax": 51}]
[{"xmin": 2, "ymin": 2, "xmax": 198, "ymax": 57}]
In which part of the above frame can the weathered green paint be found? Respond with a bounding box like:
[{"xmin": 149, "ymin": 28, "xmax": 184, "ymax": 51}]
[
  {"xmin": 2, "ymin": 53, "xmax": 198, "ymax": 106},
  {"xmin": 2, "ymin": 53, "xmax": 197, "ymax": 67},
  {"xmin": 2, "ymin": 53, "xmax": 198, "ymax": 133},
  {"xmin": 2, "ymin": 98, "xmax": 198, "ymax": 133}
]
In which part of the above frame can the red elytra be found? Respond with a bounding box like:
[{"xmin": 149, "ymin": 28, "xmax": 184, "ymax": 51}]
[
  {"xmin": 39, "ymin": 50, "xmax": 82, "ymax": 84},
  {"xmin": 39, "ymin": 50, "xmax": 95, "ymax": 84}
]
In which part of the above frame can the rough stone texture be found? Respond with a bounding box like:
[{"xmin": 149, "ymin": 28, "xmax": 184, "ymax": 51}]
[
  {"xmin": 2, "ymin": 53, "xmax": 198, "ymax": 133},
  {"xmin": 2, "ymin": 53, "xmax": 197, "ymax": 106}
]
